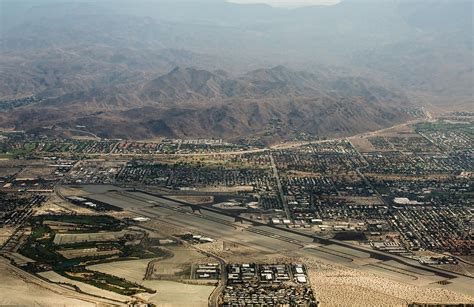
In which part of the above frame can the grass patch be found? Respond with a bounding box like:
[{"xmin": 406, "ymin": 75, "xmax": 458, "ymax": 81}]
[{"xmin": 63, "ymin": 270, "xmax": 155, "ymax": 296}]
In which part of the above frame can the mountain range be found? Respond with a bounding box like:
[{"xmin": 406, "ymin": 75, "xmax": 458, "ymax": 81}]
[
  {"xmin": 0, "ymin": 0, "xmax": 471, "ymax": 141},
  {"xmin": 0, "ymin": 66, "xmax": 412, "ymax": 141}
]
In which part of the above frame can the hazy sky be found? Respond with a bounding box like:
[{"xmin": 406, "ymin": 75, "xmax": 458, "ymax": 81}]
[{"xmin": 227, "ymin": 0, "xmax": 340, "ymax": 7}]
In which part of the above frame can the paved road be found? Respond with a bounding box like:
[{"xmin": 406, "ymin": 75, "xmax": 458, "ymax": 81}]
[{"xmin": 269, "ymin": 154, "xmax": 291, "ymax": 220}]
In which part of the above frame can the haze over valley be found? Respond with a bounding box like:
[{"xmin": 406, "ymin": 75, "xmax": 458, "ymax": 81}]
[
  {"xmin": 0, "ymin": 1, "xmax": 473, "ymax": 307},
  {"xmin": 1, "ymin": 0, "xmax": 472, "ymax": 141}
]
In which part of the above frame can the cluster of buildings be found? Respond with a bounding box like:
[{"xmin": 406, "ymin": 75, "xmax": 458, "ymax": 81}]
[
  {"xmin": 194, "ymin": 263, "xmax": 220, "ymax": 279},
  {"xmin": 273, "ymin": 142, "xmax": 364, "ymax": 174},
  {"xmin": 389, "ymin": 206, "xmax": 471, "ymax": 255},
  {"xmin": 0, "ymin": 194, "xmax": 45, "ymax": 227},
  {"xmin": 418, "ymin": 255, "xmax": 458, "ymax": 265},
  {"xmin": 415, "ymin": 121, "xmax": 473, "ymax": 151},
  {"xmin": 179, "ymin": 233, "xmax": 215, "ymax": 244},
  {"xmin": 1, "ymin": 134, "xmax": 256, "ymax": 157},
  {"xmin": 226, "ymin": 263, "xmax": 310, "ymax": 285},
  {"xmin": 113, "ymin": 140, "xmax": 178, "ymax": 154},
  {"xmin": 371, "ymin": 240, "xmax": 411, "ymax": 257},
  {"xmin": 368, "ymin": 136, "xmax": 438, "ymax": 152},
  {"xmin": 35, "ymin": 140, "xmax": 115, "ymax": 154},
  {"xmin": 116, "ymin": 161, "xmax": 276, "ymax": 190},
  {"xmin": 0, "ymin": 120, "xmax": 471, "ymax": 260},
  {"xmin": 0, "ymin": 160, "xmax": 73, "ymax": 193},
  {"xmin": 363, "ymin": 152, "xmax": 469, "ymax": 175},
  {"xmin": 66, "ymin": 196, "xmax": 122, "ymax": 212},
  {"xmin": 310, "ymin": 198, "xmax": 387, "ymax": 223},
  {"xmin": 63, "ymin": 160, "xmax": 122, "ymax": 185},
  {"xmin": 222, "ymin": 263, "xmax": 317, "ymax": 306},
  {"xmin": 372, "ymin": 178, "xmax": 472, "ymax": 207},
  {"xmin": 113, "ymin": 139, "xmax": 247, "ymax": 155}
]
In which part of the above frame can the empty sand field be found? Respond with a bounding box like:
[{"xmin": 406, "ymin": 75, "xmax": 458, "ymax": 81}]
[
  {"xmin": 88, "ymin": 258, "xmax": 151, "ymax": 283},
  {"xmin": 142, "ymin": 280, "xmax": 213, "ymax": 307},
  {"xmin": 0, "ymin": 258, "xmax": 97, "ymax": 306},
  {"xmin": 304, "ymin": 257, "xmax": 474, "ymax": 307},
  {"xmin": 0, "ymin": 227, "xmax": 14, "ymax": 245}
]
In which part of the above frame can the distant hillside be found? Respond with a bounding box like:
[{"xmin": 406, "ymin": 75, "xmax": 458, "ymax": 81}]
[
  {"xmin": 0, "ymin": 0, "xmax": 470, "ymax": 140},
  {"xmin": 141, "ymin": 67, "xmax": 250, "ymax": 103},
  {"xmin": 1, "ymin": 66, "xmax": 413, "ymax": 141},
  {"xmin": 140, "ymin": 66, "xmax": 408, "ymax": 103}
]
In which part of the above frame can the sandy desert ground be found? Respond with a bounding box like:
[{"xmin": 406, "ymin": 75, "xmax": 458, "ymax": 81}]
[
  {"xmin": 303, "ymin": 257, "xmax": 474, "ymax": 307},
  {"xmin": 0, "ymin": 258, "xmax": 97, "ymax": 306},
  {"xmin": 143, "ymin": 280, "xmax": 214, "ymax": 307},
  {"xmin": 38, "ymin": 270, "xmax": 130, "ymax": 303},
  {"xmin": 0, "ymin": 227, "xmax": 14, "ymax": 245},
  {"xmin": 88, "ymin": 257, "xmax": 214, "ymax": 307}
]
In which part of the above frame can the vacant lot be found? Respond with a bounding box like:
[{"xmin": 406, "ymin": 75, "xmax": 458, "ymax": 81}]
[
  {"xmin": 88, "ymin": 258, "xmax": 151, "ymax": 283},
  {"xmin": 141, "ymin": 245, "xmax": 209, "ymax": 280},
  {"xmin": 0, "ymin": 227, "xmax": 14, "ymax": 245},
  {"xmin": 349, "ymin": 137, "xmax": 376, "ymax": 152},
  {"xmin": 15, "ymin": 166, "xmax": 56, "ymax": 180},
  {"xmin": 143, "ymin": 280, "xmax": 213, "ymax": 307}
]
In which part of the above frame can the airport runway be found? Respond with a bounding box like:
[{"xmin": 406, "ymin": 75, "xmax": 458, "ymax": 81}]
[{"xmin": 76, "ymin": 185, "xmax": 473, "ymax": 297}]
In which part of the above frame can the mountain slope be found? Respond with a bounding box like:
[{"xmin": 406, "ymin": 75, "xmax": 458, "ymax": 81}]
[
  {"xmin": 1, "ymin": 66, "xmax": 414, "ymax": 142},
  {"xmin": 140, "ymin": 66, "xmax": 407, "ymax": 104},
  {"xmin": 140, "ymin": 67, "xmax": 252, "ymax": 103}
]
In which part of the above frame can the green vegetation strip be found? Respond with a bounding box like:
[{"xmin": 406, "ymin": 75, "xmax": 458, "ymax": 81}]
[{"xmin": 19, "ymin": 214, "xmax": 170, "ymax": 296}]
